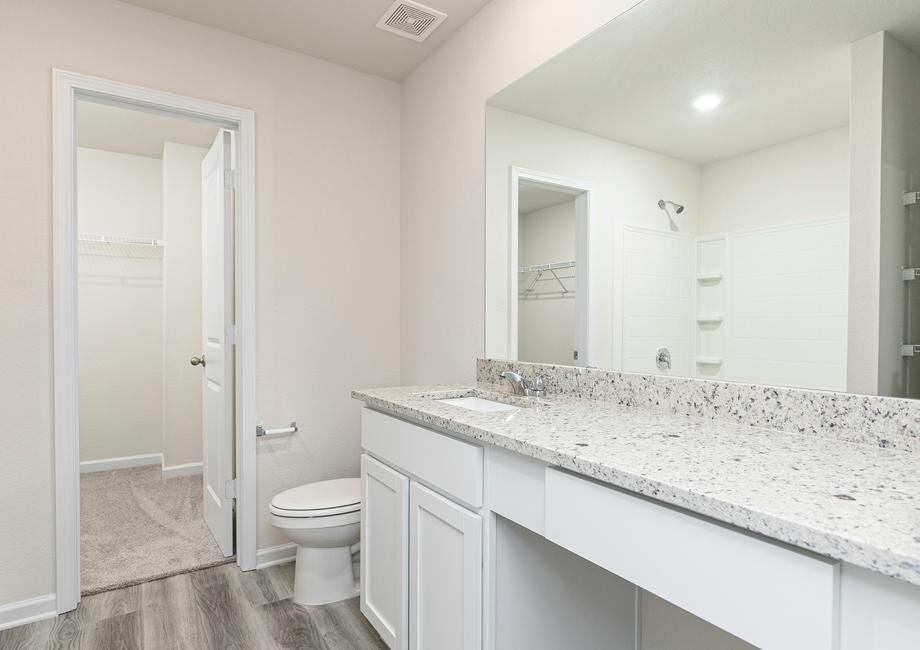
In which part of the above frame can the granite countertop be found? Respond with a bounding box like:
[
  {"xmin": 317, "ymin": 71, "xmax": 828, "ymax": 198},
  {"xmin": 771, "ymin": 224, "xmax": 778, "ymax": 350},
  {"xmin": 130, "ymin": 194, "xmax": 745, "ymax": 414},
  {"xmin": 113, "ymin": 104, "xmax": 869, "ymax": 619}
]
[{"xmin": 353, "ymin": 383, "xmax": 920, "ymax": 587}]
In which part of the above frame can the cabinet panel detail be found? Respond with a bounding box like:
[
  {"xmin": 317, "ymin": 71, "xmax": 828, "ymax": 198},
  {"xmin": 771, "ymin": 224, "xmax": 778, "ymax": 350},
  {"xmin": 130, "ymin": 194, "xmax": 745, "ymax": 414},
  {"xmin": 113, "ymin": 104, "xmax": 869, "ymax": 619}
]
[
  {"xmin": 409, "ymin": 482, "xmax": 482, "ymax": 650},
  {"xmin": 361, "ymin": 454, "xmax": 409, "ymax": 649}
]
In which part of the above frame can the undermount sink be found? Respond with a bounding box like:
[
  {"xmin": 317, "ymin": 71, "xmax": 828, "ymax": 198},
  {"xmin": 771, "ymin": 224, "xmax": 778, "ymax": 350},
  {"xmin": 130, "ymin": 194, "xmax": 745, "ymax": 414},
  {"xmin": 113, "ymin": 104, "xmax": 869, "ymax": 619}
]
[{"xmin": 438, "ymin": 396, "xmax": 520, "ymax": 413}]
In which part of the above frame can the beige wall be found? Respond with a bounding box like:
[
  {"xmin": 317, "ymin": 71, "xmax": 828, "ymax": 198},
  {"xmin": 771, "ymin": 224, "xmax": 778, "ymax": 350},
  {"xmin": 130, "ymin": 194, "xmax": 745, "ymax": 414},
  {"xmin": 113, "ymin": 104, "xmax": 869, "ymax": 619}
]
[
  {"xmin": 0, "ymin": 0, "xmax": 400, "ymax": 607},
  {"xmin": 78, "ymin": 147, "xmax": 164, "ymax": 462},
  {"xmin": 162, "ymin": 143, "xmax": 207, "ymax": 468},
  {"xmin": 400, "ymin": 0, "xmax": 641, "ymax": 384},
  {"xmin": 699, "ymin": 126, "xmax": 850, "ymax": 235}
]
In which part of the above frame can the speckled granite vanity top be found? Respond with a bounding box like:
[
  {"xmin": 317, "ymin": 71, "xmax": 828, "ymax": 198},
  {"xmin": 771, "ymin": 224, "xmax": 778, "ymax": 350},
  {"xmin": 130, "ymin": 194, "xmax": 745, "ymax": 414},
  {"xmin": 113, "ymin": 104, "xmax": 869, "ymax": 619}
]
[{"xmin": 353, "ymin": 384, "xmax": 920, "ymax": 587}]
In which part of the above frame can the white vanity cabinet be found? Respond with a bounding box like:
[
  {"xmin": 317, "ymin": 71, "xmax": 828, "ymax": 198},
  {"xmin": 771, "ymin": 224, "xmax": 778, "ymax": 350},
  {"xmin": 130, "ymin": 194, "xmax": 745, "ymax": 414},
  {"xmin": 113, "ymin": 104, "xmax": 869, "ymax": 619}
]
[{"xmin": 361, "ymin": 408, "xmax": 484, "ymax": 650}]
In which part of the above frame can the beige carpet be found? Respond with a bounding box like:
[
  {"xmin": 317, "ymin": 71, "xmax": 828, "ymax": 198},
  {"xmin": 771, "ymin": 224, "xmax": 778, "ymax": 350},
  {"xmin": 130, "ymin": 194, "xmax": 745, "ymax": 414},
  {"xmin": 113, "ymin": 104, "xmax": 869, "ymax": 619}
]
[{"xmin": 80, "ymin": 465, "xmax": 233, "ymax": 595}]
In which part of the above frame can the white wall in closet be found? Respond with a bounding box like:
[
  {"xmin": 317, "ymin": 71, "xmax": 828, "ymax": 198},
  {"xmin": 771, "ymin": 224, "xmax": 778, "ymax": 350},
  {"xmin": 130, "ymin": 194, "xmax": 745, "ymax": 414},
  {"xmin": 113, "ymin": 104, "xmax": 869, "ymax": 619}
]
[
  {"xmin": 518, "ymin": 200, "xmax": 577, "ymax": 365},
  {"xmin": 77, "ymin": 147, "xmax": 164, "ymax": 462}
]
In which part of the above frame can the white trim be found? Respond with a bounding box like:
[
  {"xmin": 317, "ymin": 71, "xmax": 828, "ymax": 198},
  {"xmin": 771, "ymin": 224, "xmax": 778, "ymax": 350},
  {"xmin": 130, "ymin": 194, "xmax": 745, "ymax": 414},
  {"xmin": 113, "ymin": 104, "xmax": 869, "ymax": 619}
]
[
  {"xmin": 255, "ymin": 543, "xmax": 297, "ymax": 569},
  {"xmin": 0, "ymin": 594, "xmax": 57, "ymax": 632},
  {"xmin": 508, "ymin": 166, "xmax": 592, "ymax": 367},
  {"xmin": 161, "ymin": 461, "xmax": 203, "ymax": 479},
  {"xmin": 52, "ymin": 70, "xmax": 258, "ymax": 615},
  {"xmin": 79, "ymin": 453, "xmax": 162, "ymax": 474}
]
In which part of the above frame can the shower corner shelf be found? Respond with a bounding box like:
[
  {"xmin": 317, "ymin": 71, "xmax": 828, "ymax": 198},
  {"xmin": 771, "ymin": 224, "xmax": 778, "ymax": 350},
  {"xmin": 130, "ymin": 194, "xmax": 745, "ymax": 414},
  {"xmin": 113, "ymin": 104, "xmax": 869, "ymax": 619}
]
[
  {"xmin": 903, "ymin": 268, "xmax": 920, "ymax": 281},
  {"xmin": 696, "ymin": 314, "xmax": 724, "ymax": 323},
  {"xmin": 696, "ymin": 356, "xmax": 723, "ymax": 365},
  {"xmin": 696, "ymin": 272, "xmax": 723, "ymax": 282},
  {"xmin": 901, "ymin": 345, "xmax": 920, "ymax": 357}
]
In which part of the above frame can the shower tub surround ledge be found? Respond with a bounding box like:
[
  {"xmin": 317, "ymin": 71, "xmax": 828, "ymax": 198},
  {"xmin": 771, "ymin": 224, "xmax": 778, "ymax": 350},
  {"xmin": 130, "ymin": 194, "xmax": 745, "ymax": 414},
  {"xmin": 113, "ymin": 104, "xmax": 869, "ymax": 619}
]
[{"xmin": 353, "ymin": 380, "xmax": 920, "ymax": 587}]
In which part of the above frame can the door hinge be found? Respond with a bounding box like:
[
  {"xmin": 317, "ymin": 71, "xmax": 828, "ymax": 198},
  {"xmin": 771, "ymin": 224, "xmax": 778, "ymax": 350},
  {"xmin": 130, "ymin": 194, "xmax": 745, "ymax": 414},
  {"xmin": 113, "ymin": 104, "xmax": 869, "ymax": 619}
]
[
  {"xmin": 225, "ymin": 478, "xmax": 238, "ymax": 500},
  {"xmin": 224, "ymin": 169, "xmax": 236, "ymax": 190}
]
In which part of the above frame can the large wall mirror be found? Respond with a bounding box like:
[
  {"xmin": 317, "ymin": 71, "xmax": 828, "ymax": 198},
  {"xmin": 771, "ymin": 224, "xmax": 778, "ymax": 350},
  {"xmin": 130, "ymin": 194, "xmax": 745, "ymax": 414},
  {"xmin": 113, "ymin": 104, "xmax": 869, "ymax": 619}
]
[{"xmin": 485, "ymin": 0, "xmax": 920, "ymax": 398}]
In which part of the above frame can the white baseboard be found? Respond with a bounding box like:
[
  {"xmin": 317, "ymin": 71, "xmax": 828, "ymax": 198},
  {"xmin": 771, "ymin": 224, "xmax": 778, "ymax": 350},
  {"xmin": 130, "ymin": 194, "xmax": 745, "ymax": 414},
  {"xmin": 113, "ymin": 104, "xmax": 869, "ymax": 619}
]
[
  {"xmin": 0, "ymin": 593, "xmax": 56, "ymax": 632},
  {"xmin": 161, "ymin": 461, "xmax": 203, "ymax": 479},
  {"xmin": 256, "ymin": 543, "xmax": 297, "ymax": 569},
  {"xmin": 79, "ymin": 453, "xmax": 163, "ymax": 474}
]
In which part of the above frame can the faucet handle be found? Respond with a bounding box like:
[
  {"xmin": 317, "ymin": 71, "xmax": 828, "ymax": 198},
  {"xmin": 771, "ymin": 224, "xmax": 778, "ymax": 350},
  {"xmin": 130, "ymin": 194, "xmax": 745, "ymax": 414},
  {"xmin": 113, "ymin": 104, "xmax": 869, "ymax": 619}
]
[{"xmin": 526, "ymin": 375, "xmax": 546, "ymax": 398}]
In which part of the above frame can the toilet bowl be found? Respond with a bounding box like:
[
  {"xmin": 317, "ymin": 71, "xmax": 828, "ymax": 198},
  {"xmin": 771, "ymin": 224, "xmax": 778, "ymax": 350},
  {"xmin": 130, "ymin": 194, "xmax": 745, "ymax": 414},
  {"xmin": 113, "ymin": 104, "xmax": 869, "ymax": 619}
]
[{"xmin": 270, "ymin": 477, "xmax": 361, "ymax": 606}]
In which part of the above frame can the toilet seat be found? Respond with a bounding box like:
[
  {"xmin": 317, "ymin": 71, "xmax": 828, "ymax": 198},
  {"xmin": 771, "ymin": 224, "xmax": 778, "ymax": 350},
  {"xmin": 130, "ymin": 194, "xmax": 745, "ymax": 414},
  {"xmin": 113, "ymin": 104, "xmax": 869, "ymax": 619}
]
[{"xmin": 270, "ymin": 477, "xmax": 361, "ymax": 518}]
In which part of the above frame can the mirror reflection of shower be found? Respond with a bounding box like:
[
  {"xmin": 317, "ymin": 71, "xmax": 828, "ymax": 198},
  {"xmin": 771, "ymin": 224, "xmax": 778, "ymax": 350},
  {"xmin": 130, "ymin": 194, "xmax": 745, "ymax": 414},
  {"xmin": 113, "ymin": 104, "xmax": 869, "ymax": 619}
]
[{"xmin": 658, "ymin": 199, "xmax": 684, "ymax": 230}]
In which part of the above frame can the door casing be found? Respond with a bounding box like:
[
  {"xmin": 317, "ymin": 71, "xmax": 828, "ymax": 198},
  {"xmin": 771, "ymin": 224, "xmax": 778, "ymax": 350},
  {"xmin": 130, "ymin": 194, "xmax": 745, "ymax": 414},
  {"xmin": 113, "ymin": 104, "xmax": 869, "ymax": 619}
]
[
  {"xmin": 508, "ymin": 166, "xmax": 593, "ymax": 367},
  {"xmin": 51, "ymin": 69, "xmax": 257, "ymax": 613}
]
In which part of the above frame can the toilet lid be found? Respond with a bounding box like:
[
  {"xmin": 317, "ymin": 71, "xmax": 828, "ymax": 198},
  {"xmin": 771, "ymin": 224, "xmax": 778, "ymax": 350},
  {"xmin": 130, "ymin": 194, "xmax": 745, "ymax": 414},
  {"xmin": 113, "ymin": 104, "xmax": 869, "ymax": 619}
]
[{"xmin": 270, "ymin": 478, "xmax": 361, "ymax": 516}]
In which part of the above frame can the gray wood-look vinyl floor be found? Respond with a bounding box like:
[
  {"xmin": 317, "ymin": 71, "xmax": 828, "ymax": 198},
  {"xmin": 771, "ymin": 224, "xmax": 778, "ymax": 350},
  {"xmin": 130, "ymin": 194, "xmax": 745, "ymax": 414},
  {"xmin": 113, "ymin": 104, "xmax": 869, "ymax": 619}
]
[{"xmin": 0, "ymin": 562, "xmax": 386, "ymax": 650}]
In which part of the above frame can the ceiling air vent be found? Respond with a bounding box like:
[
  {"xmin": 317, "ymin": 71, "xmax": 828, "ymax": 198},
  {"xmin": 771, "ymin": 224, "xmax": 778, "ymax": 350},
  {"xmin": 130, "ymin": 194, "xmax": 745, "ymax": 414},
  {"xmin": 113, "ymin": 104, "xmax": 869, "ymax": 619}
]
[{"xmin": 376, "ymin": 0, "xmax": 447, "ymax": 43}]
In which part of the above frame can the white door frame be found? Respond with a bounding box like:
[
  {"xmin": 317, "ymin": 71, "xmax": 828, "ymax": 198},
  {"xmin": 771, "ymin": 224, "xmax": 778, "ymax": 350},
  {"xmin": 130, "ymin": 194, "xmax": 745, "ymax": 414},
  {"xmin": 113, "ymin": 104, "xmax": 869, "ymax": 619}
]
[
  {"xmin": 52, "ymin": 69, "xmax": 257, "ymax": 613},
  {"xmin": 509, "ymin": 166, "xmax": 592, "ymax": 366}
]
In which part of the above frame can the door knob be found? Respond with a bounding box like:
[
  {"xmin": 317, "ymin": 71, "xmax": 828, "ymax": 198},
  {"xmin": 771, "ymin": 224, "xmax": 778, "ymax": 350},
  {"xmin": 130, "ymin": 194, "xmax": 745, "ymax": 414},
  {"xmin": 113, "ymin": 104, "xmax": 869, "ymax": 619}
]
[{"xmin": 190, "ymin": 355, "xmax": 206, "ymax": 367}]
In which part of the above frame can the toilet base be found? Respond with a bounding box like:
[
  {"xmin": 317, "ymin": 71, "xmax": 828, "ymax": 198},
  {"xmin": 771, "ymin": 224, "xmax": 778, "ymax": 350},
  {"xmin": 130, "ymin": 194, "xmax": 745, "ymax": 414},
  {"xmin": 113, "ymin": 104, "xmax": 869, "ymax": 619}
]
[{"xmin": 293, "ymin": 545, "xmax": 358, "ymax": 606}]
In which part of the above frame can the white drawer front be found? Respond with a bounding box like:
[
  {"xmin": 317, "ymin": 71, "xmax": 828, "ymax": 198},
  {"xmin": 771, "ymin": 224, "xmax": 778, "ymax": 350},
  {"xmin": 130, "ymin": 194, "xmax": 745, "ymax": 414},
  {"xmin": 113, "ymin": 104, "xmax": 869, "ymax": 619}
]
[
  {"xmin": 362, "ymin": 408, "xmax": 483, "ymax": 508},
  {"xmin": 545, "ymin": 468, "xmax": 839, "ymax": 650},
  {"xmin": 487, "ymin": 446, "xmax": 546, "ymax": 535}
]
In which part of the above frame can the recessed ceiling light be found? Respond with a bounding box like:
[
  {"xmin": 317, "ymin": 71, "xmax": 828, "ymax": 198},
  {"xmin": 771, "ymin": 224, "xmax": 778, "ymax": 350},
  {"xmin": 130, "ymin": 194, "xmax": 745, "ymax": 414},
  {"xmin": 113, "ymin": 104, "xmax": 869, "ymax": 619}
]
[{"xmin": 692, "ymin": 93, "xmax": 723, "ymax": 111}]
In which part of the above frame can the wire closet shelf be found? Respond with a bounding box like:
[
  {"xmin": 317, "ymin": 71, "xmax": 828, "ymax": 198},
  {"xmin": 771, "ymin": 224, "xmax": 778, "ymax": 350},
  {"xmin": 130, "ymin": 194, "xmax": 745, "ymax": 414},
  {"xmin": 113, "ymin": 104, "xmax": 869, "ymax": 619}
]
[
  {"xmin": 518, "ymin": 260, "xmax": 575, "ymax": 298},
  {"xmin": 78, "ymin": 233, "xmax": 164, "ymax": 259}
]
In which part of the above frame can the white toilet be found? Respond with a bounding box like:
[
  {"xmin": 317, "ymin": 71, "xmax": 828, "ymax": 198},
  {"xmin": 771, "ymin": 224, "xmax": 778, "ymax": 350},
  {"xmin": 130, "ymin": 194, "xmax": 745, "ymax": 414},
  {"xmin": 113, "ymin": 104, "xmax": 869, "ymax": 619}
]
[{"xmin": 270, "ymin": 477, "xmax": 361, "ymax": 606}]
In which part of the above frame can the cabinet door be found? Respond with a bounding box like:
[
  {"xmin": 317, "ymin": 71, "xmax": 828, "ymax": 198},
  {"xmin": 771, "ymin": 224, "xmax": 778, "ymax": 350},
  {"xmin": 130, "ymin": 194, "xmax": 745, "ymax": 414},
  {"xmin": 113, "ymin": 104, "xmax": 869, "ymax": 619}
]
[
  {"xmin": 409, "ymin": 482, "xmax": 482, "ymax": 650},
  {"xmin": 361, "ymin": 454, "xmax": 409, "ymax": 650}
]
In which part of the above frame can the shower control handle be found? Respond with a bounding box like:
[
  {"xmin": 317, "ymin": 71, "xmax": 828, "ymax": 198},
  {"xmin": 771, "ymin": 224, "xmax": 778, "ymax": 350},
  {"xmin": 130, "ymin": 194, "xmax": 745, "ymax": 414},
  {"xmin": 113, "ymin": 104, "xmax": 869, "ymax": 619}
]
[
  {"xmin": 190, "ymin": 355, "xmax": 206, "ymax": 367},
  {"xmin": 656, "ymin": 348, "xmax": 671, "ymax": 371}
]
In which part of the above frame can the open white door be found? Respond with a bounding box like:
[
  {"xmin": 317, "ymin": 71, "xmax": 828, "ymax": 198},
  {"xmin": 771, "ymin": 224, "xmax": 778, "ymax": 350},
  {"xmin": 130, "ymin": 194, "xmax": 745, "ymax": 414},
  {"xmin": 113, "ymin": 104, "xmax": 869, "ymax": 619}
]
[{"xmin": 197, "ymin": 129, "xmax": 235, "ymax": 556}]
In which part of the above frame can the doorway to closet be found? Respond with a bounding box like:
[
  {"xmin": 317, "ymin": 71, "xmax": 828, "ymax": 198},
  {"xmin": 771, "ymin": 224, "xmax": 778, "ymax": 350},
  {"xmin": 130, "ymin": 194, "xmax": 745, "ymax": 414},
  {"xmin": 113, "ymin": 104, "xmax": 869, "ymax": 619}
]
[
  {"xmin": 53, "ymin": 70, "xmax": 257, "ymax": 614},
  {"xmin": 74, "ymin": 98, "xmax": 235, "ymax": 595}
]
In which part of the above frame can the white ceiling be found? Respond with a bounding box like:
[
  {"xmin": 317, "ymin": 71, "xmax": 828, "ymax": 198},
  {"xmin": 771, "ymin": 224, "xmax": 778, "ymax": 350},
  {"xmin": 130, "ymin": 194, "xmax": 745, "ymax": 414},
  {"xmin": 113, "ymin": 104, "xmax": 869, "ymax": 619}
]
[
  {"xmin": 77, "ymin": 101, "xmax": 219, "ymax": 158},
  {"xmin": 490, "ymin": 0, "xmax": 920, "ymax": 164},
  {"xmin": 518, "ymin": 184, "xmax": 574, "ymax": 214},
  {"xmin": 118, "ymin": 0, "xmax": 491, "ymax": 81}
]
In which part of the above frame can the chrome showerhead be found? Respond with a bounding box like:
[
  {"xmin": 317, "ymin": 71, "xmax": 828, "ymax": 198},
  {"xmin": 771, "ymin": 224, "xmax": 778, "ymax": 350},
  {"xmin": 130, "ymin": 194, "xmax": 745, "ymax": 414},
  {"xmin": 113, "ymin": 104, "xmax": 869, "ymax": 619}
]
[{"xmin": 658, "ymin": 199, "xmax": 684, "ymax": 214}]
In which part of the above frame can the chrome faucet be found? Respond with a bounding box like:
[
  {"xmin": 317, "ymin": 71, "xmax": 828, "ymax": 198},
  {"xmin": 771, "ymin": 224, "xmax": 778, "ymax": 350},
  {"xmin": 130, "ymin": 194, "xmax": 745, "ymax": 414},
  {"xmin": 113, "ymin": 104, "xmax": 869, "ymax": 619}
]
[{"xmin": 500, "ymin": 370, "xmax": 546, "ymax": 398}]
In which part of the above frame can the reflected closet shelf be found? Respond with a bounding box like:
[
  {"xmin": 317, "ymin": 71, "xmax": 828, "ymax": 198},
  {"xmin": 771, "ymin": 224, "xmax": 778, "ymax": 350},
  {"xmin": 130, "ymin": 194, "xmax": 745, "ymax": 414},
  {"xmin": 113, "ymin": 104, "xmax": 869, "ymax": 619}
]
[{"xmin": 78, "ymin": 233, "xmax": 164, "ymax": 259}]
